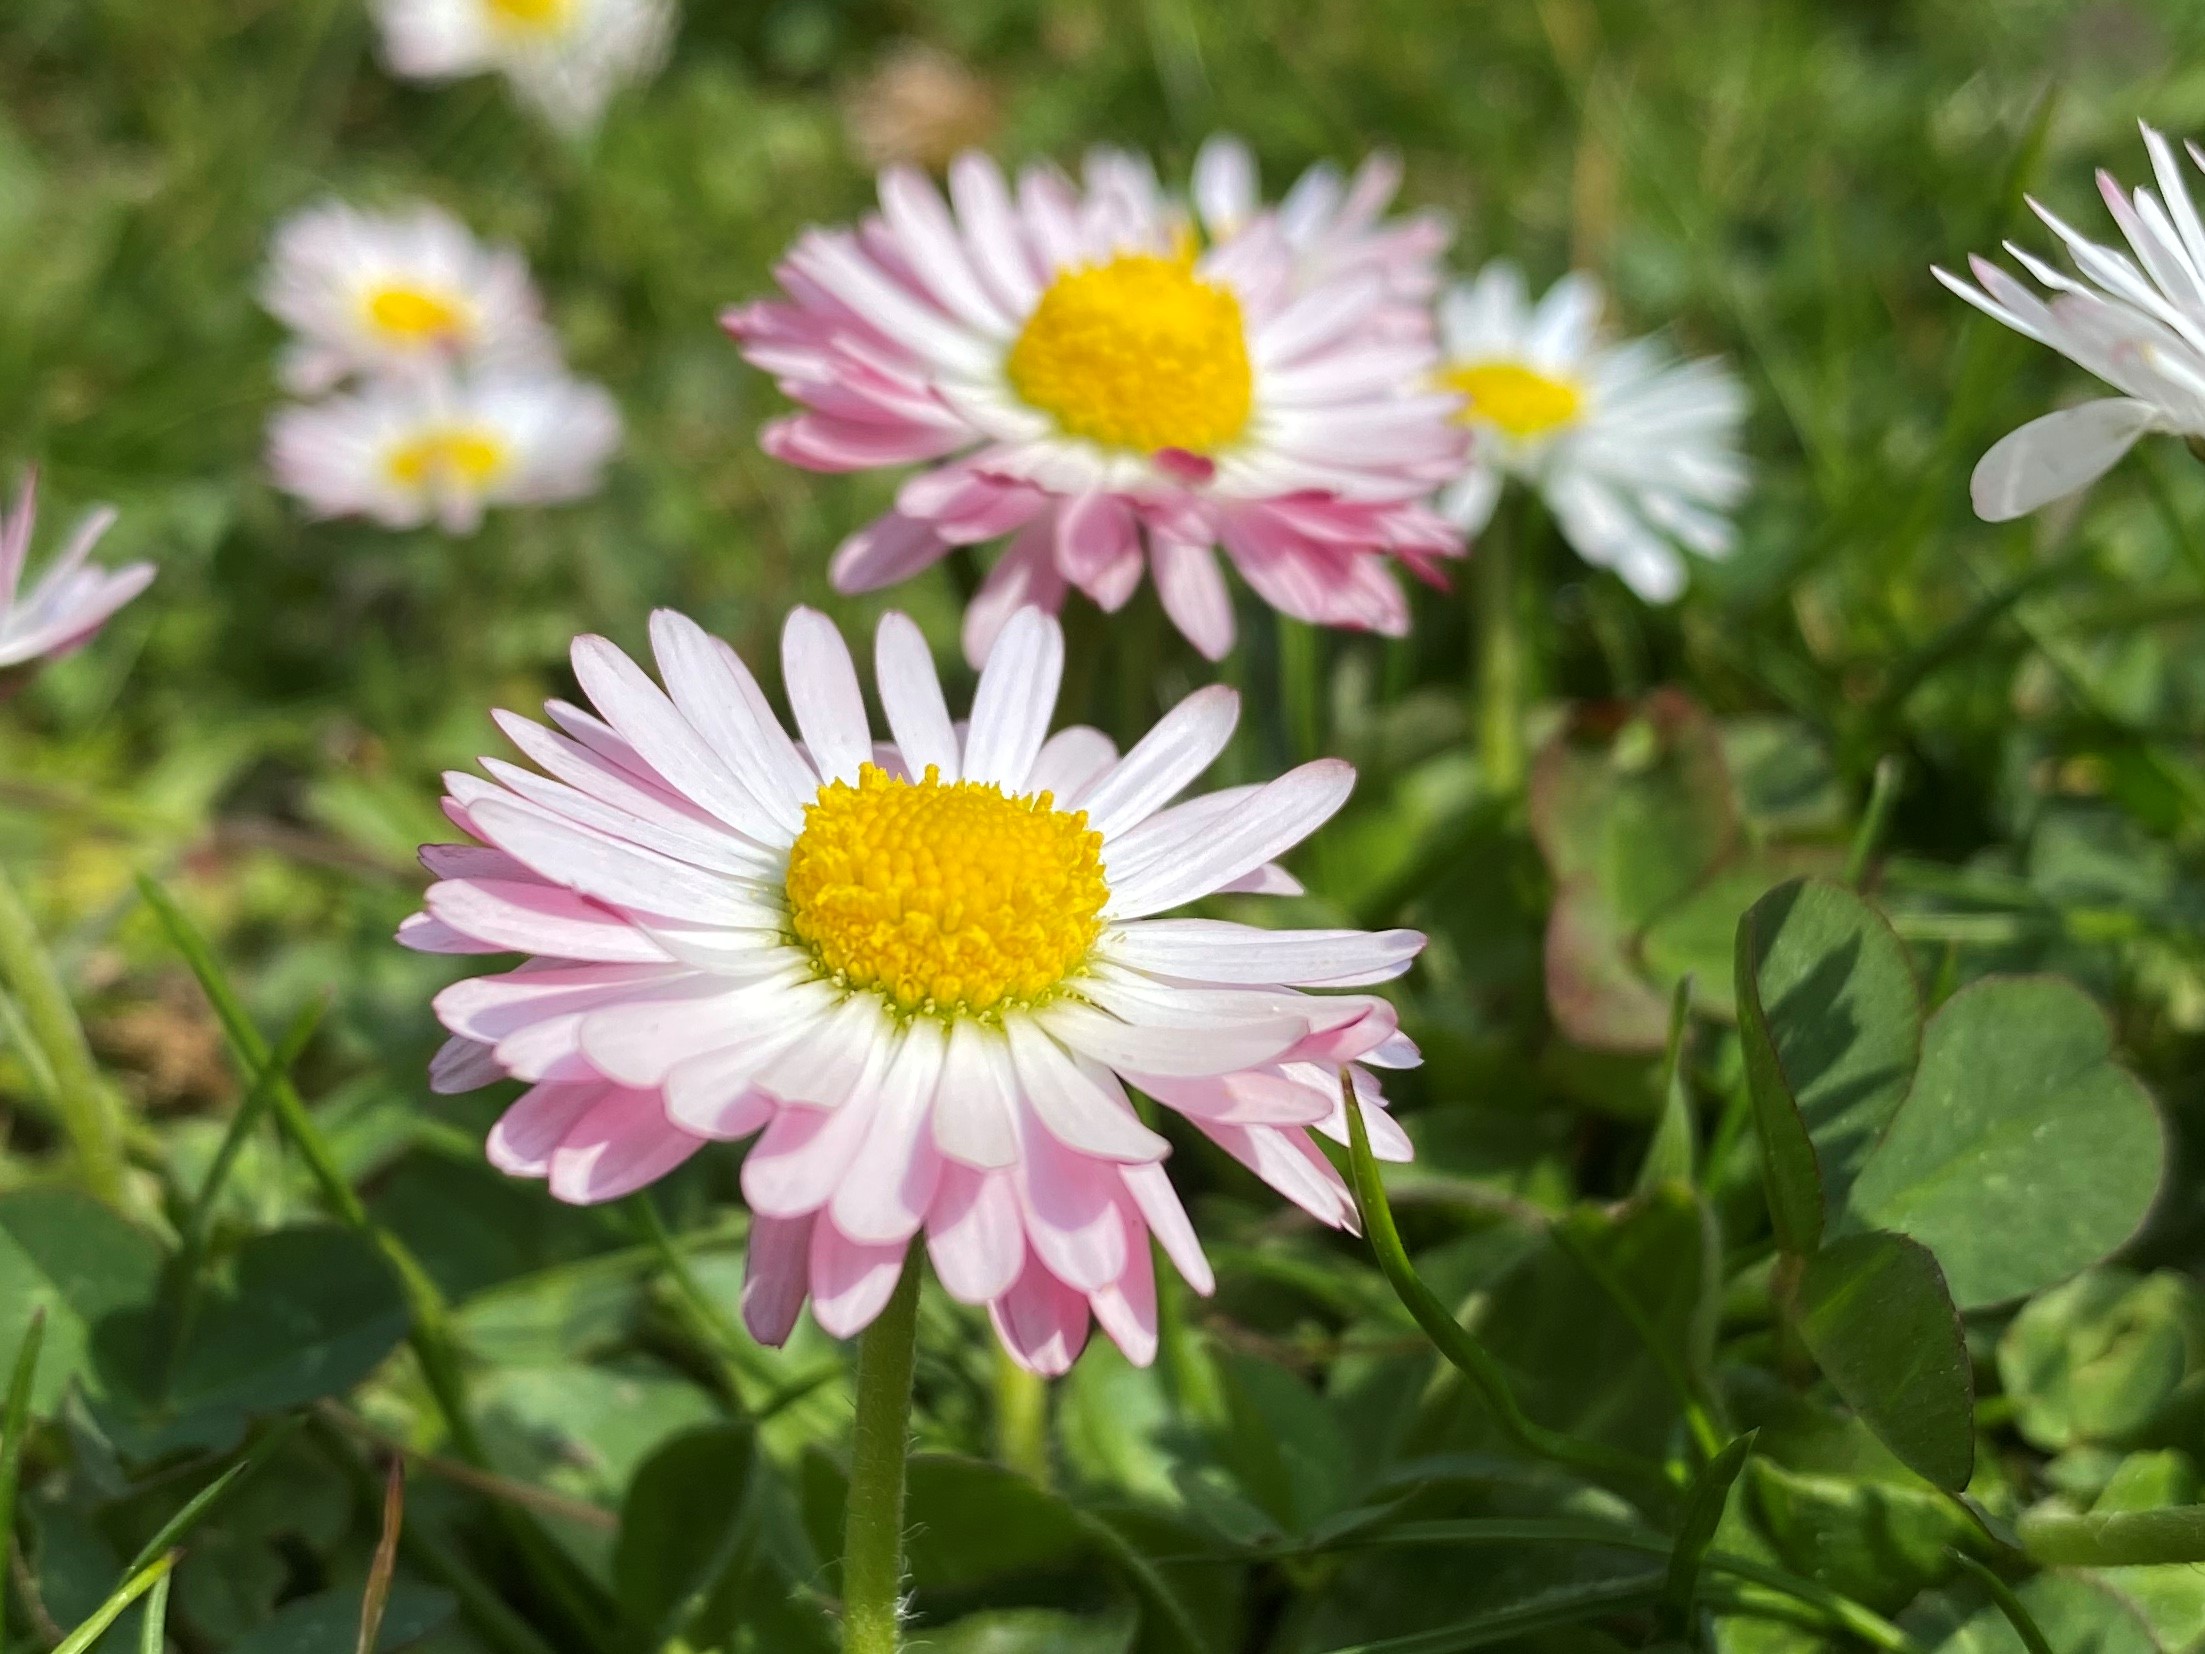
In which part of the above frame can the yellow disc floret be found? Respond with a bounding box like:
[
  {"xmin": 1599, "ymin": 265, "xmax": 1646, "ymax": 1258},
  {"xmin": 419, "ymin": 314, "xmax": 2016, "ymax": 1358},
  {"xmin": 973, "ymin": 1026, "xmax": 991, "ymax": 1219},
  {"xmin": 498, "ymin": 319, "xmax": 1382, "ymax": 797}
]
[
  {"xmin": 484, "ymin": 0, "xmax": 573, "ymax": 32},
  {"xmin": 785, "ymin": 763, "xmax": 1108, "ymax": 1016},
  {"xmin": 387, "ymin": 428, "xmax": 510, "ymax": 490},
  {"xmin": 1005, "ymin": 251, "xmax": 1253, "ymax": 456},
  {"xmin": 1442, "ymin": 360, "xmax": 1585, "ymax": 439},
  {"xmin": 365, "ymin": 285, "xmax": 469, "ymax": 344}
]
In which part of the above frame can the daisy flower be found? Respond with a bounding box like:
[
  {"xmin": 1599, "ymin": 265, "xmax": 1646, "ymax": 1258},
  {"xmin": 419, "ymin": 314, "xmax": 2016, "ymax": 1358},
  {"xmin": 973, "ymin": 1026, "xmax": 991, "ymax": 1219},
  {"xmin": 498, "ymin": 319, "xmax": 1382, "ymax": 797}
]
[
  {"xmin": 723, "ymin": 146, "xmax": 1465, "ymax": 664},
  {"xmin": 0, "ymin": 473, "xmax": 155, "ymax": 678},
  {"xmin": 402, "ymin": 606, "xmax": 1421, "ymax": 1374},
  {"xmin": 371, "ymin": 0, "xmax": 675, "ymax": 136},
  {"xmin": 268, "ymin": 369, "xmax": 621, "ymax": 534},
  {"xmin": 1187, "ymin": 135, "xmax": 1450, "ymax": 344},
  {"xmin": 1937, "ymin": 123, "xmax": 2205, "ymax": 522},
  {"xmin": 1435, "ymin": 261, "xmax": 1748, "ymax": 602},
  {"xmin": 261, "ymin": 200, "xmax": 559, "ymax": 395}
]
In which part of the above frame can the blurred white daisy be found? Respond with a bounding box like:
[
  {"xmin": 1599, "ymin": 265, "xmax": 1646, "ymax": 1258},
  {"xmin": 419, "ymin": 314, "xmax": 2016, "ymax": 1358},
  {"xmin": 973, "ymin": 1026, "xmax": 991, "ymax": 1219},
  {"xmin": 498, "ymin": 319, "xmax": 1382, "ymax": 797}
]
[
  {"xmin": 1435, "ymin": 261, "xmax": 1749, "ymax": 602},
  {"xmin": 269, "ymin": 370, "xmax": 620, "ymax": 534},
  {"xmin": 1938, "ymin": 123, "xmax": 2205, "ymax": 522},
  {"xmin": 0, "ymin": 473, "xmax": 154, "ymax": 677},
  {"xmin": 261, "ymin": 200, "xmax": 558, "ymax": 395},
  {"xmin": 372, "ymin": 0, "xmax": 675, "ymax": 136}
]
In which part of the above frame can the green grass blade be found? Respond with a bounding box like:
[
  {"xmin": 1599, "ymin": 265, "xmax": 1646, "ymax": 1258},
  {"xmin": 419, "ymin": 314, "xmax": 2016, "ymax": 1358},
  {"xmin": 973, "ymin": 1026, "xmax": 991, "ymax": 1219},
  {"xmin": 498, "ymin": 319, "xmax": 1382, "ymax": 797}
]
[
  {"xmin": 1661, "ymin": 1429, "xmax": 1757, "ymax": 1620},
  {"xmin": 124, "ymin": 1414, "xmax": 304, "ymax": 1576},
  {"xmin": 53, "ymin": 1551, "xmax": 175, "ymax": 1654},
  {"xmin": 135, "ymin": 1568, "xmax": 170, "ymax": 1654},
  {"xmin": 0, "ymin": 865, "xmax": 128, "ymax": 1206},
  {"xmin": 1341, "ymin": 1076, "xmax": 1672, "ymax": 1510},
  {"xmin": 0, "ymin": 1307, "xmax": 46, "ymax": 1640}
]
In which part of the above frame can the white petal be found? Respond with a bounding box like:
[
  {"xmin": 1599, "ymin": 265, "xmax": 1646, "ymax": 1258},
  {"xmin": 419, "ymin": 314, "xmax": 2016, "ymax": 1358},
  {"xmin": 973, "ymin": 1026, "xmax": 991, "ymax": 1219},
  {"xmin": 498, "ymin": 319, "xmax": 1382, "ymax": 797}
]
[
  {"xmin": 467, "ymin": 798, "xmax": 764, "ymax": 928},
  {"xmin": 1079, "ymin": 686, "xmax": 1239, "ymax": 839},
  {"xmin": 1106, "ymin": 920, "xmax": 1425, "ymax": 986},
  {"xmin": 1103, "ymin": 760, "xmax": 1355, "ymax": 918},
  {"xmin": 1003, "ymin": 1017, "xmax": 1168, "ymax": 1162},
  {"xmin": 1030, "ymin": 726, "xmax": 1119, "ymax": 804},
  {"xmin": 1970, "ymin": 398, "xmax": 2161, "ymax": 521},
  {"xmin": 934, "ymin": 1018, "xmax": 1023, "ymax": 1169},
  {"xmin": 1119, "ymin": 1162, "xmax": 1213, "ymax": 1295},
  {"xmin": 1039, "ymin": 999, "xmax": 1304, "ymax": 1076},
  {"xmin": 645, "ymin": 612, "xmax": 818, "ymax": 836},
  {"xmin": 874, "ymin": 611, "xmax": 962, "ymax": 781},
  {"xmin": 962, "ymin": 606, "xmax": 1065, "ymax": 792},
  {"xmin": 781, "ymin": 607, "xmax": 873, "ymax": 786},
  {"xmin": 571, "ymin": 632, "xmax": 790, "ymax": 845}
]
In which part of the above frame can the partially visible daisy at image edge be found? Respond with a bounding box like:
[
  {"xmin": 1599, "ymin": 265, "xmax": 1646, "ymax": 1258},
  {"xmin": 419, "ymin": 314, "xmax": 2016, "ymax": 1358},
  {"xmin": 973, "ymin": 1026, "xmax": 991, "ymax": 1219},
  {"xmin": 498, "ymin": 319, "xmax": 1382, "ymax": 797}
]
[
  {"xmin": 0, "ymin": 473, "xmax": 155, "ymax": 680},
  {"xmin": 725, "ymin": 139, "xmax": 1465, "ymax": 664},
  {"xmin": 261, "ymin": 199, "xmax": 560, "ymax": 395},
  {"xmin": 402, "ymin": 604, "xmax": 1422, "ymax": 1374},
  {"xmin": 269, "ymin": 369, "xmax": 621, "ymax": 534},
  {"xmin": 1435, "ymin": 260, "xmax": 1749, "ymax": 603},
  {"xmin": 371, "ymin": 0, "xmax": 675, "ymax": 136},
  {"xmin": 1937, "ymin": 122, "xmax": 2205, "ymax": 521}
]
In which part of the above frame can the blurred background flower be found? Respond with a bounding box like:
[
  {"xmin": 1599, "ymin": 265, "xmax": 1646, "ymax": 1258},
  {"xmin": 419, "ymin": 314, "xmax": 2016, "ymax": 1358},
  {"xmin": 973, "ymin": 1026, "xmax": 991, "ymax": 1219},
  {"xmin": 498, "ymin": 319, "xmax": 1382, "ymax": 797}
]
[
  {"xmin": 260, "ymin": 199, "xmax": 560, "ymax": 393},
  {"xmin": 267, "ymin": 369, "xmax": 621, "ymax": 532},
  {"xmin": 1437, "ymin": 260, "xmax": 1749, "ymax": 600},
  {"xmin": 0, "ymin": 473, "xmax": 153, "ymax": 679},
  {"xmin": 371, "ymin": 0, "xmax": 676, "ymax": 135}
]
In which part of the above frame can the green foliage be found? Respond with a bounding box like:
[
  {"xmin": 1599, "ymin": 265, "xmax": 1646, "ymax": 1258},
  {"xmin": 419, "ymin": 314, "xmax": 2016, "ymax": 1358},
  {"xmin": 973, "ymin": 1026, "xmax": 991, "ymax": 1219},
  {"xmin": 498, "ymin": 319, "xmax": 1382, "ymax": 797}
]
[{"xmin": 1793, "ymin": 1233, "xmax": 1973, "ymax": 1492}]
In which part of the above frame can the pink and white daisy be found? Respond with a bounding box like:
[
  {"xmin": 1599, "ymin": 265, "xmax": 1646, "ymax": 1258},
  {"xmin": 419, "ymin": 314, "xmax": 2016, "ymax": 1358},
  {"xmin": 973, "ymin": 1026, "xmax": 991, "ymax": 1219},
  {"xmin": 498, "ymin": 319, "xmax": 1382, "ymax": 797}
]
[
  {"xmin": 403, "ymin": 606, "xmax": 1421, "ymax": 1374},
  {"xmin": 371, "ymin": 0, "xmax": 675, "ymax": 137},
  {"xmin": 0, "ymin": 473, "xmax": 155, "ymax": 678},
  {"xmin": 1937, "ymin": 123, "xmax": 2205, "ymax": 521},
  {"xmin": 261, "ymin": 199, "xmax": 559, "ymax": 395},
  {"xmin": 723, "ymin": 145, "xmax": 1466, "ymax": 664},
  {"xmin": 1187, "ymin": 136, "xmax": 1450, "ymax": 345},
  {"xmin": 268, "ymin": 369, "xmax": 621, "ymax": 534}
]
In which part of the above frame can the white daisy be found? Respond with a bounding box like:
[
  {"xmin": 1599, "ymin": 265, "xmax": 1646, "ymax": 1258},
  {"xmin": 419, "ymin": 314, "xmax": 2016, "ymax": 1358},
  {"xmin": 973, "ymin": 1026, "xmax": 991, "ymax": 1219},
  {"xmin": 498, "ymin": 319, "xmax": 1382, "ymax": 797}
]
[
  {"xmin": 261, "ymin": 199, "xmax": 559, "ymax": 395},
  {"xmin": 268, "ymin": 370, "xmax": 620, "ymax": 534},
  {"xmin": 1435, "ymin": 261, "xmax": 1749, "ymax": 602},
  {"xmin": 371, "ymin": 0, "xmax": 675, "ymax": 136},
  {"xmin": 403, "ymin": 606, "xmax": 1422, "ymax": 1371},
  {"xmin": 1938, "ymin": 123, "xmax": 2205, "ymax": 521}
]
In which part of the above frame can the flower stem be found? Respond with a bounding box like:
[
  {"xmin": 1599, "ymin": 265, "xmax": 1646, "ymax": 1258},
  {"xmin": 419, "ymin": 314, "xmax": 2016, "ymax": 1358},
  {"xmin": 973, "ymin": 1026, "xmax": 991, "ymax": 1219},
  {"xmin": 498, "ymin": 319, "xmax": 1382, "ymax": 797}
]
[
  {"xmin": 993, "ymin": 1344, "xmax": 1050, "ymax": 1485},
  {"xmin": 1474, "ymin": 509, "xmax": 1526, "ymax": 796},
  {"xmin": 843, "ymin": 1248, "xmax": 923, "ymax": 1654},
  {"xmin": 0, "ymin": 863, "xmax": 127, "ymax": 1206}
]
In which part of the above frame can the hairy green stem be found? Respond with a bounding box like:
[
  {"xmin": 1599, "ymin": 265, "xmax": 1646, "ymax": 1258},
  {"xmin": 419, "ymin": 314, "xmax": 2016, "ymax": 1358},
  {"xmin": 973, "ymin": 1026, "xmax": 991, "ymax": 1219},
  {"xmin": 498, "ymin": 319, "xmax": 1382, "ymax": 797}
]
[
  {"xmin": 0, "ymin": 864, "xmax": 127, "ymax": 1205},
  {"xmin": 843, "ymin": 1250, "xmax": 923, "ymax": 1654}
]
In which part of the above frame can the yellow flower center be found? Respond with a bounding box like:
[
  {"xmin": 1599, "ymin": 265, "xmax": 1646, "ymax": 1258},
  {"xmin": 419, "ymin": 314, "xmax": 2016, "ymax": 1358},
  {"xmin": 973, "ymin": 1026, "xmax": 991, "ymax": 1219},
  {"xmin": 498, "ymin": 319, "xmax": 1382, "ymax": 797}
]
[
  {"xmin": 1005, "ymin": 252, "xmax": 1253, "ymax": 456},
  {"xmin": 1443, "ymin": 360, "xmax": 1585, "ymax": 439},
  {"xmin": 364, "ymin": 285, "xmax": 470, "ymax": 344},
  {"xmin": 785, "ymin": 763, "xmax": 1108, "ymax": 1016},
  {"xmin": 386, "ymin": 428, "xmax": 511, "ymax": 490},
  {"xmin": 483, "ymin": 0, "xmax": 573, "ymax": 32}
]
